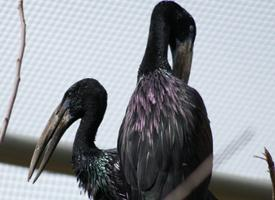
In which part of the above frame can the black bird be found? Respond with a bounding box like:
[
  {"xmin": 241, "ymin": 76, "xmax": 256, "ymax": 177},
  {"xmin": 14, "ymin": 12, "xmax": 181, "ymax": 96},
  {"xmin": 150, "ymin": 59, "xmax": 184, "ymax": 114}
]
[
  {"xmin": 28, "ymin": 79, "xmax": 129, "ymax": 200},
  {"xmin": 118, "ymin": 1, "xmax": 214, "ymax": 199}
]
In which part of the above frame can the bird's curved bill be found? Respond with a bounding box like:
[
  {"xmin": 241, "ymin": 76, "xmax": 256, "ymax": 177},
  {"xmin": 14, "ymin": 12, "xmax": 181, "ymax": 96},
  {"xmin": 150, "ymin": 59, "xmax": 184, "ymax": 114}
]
[
  {"xmin": 172, "ymin": 37, "xmax": 194, "ymax": 84},
  {"xmin": 28, "ymin": 100, "xmax": 73, "ymax": 183}
]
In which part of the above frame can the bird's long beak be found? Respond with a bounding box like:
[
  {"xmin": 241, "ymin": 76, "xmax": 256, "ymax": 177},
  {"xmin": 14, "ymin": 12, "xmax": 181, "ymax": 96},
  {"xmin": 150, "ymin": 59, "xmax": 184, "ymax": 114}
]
[
  {"xmin": 171, "ymin": 37, "xmax": 194, "ymax": 84},
  {"xmin": 28, "ymin": 100, "xmax": 73, "ymax": 183}
]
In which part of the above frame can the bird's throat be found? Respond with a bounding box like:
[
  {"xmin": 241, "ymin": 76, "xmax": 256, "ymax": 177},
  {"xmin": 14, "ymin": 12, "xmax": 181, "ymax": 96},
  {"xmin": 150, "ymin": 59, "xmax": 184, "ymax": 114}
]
[{"xmin": 73, "ymin": 116, "xmax": 99, "ymax": 154}]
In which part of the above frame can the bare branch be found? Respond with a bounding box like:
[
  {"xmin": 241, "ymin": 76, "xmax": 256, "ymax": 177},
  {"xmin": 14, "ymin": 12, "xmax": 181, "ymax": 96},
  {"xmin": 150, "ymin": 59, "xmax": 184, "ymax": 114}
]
[
  {"xmin": 255, "ymin": 148, "xmax": 275, "ymax": 200},
  {"xmin": 165, "ymin": 155, "xmax": 213, "ymax": 200},
  {"xmin": 0, "ymin": 0, "xmax": 26, "ymax": 143}
]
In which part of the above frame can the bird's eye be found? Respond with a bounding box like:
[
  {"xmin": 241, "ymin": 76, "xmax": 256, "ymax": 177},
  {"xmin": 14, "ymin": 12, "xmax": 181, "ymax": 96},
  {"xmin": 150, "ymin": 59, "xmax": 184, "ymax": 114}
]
[
  {"xmin": 65, "ymin": 91, "xmax": 72, "ymax": 98},
  {"xmin": 189, "ymin": 25, "xmax": 194, "ymax": 32}
]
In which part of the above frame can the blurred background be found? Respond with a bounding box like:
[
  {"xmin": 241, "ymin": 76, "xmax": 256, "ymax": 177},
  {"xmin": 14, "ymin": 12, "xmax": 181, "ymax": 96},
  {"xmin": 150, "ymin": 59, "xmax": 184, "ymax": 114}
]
[{"xmin": 0, "ymin": 0, "xmax": 274, "ymax": 199}]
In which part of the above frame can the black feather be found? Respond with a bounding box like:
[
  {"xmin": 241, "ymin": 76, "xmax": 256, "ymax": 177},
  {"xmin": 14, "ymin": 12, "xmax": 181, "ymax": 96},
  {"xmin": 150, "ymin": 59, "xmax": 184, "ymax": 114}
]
[
  {"xmin": 118, "ymin": 1, "xmax": 214, "ymax": 199},
  {"xmin": 62, "ymin": 79, "xmax": 130, "ymax": 200}
]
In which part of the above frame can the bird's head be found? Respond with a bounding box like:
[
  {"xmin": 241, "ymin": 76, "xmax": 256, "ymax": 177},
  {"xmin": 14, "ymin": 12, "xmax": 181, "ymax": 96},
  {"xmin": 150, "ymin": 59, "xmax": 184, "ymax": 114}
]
[
  {"xmin": 152, "ymin": 1, "xmax": 196, "ymax": 42},
  {"xmin": 153, "ymin": 1, "xmax": 196, "ymax": 83},
  {"xmin": 62, "ymin": 78, "xmax": 107, "ymax": 121},
  {"xmin": 28, "ymin": 78, "xmax": 107, "ymax": 183}
]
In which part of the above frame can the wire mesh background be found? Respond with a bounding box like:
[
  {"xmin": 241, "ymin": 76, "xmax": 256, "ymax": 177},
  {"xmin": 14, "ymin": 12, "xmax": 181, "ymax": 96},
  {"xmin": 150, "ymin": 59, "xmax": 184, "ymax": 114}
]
[{"xmin": 0, "ymin": 0, "xmax": 275, "ymax": 199}]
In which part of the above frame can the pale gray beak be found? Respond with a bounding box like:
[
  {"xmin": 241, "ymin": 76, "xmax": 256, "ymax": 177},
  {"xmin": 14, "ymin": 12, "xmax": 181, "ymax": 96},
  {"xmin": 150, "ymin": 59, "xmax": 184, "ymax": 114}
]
[
  {"xmin": 172, "ymin": 37, "xmax": 194, "ymax": 84},
  {"xmin": 28, "ymin": 100, "xmax": 73, "ymax": 183}
]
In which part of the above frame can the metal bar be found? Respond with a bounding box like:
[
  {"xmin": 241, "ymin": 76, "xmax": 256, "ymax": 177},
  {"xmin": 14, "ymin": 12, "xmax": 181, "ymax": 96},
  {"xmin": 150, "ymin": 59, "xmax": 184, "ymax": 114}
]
[
  {"xmin": 0, "ymin": 133, "xmax": 72, "ymax": 175},
  {"xmin": 0, "ymin": 134, "xmax": 272, "ymax": 199},
  {"xmin": 210, "ymin": 172, "xmax": 272, "ymax": 200}
]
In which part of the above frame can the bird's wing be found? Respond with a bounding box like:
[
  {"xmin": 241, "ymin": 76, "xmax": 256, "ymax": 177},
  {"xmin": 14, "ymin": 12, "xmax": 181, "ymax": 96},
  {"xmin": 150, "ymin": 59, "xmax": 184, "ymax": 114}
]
[
  {"xmin": 180, "ymin": 86, "xmax": 213, "ymax": 200},
  {"xmin": 118, "ymin": 81, "xmax": 212, "ymax": 196}
]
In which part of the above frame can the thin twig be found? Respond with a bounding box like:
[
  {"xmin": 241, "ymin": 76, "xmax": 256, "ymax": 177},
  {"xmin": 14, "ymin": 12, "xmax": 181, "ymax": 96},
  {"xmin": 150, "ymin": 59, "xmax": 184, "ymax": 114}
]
[
  {"xmin": 255, "ymin": 148, "xmax": 275, "ymax": 200},
  {"xmin": 165, "ymin": 155, "xmax": 213, "ymax": 200},
  {"xmin": 0, "ymin": 0, "xmax": 26, "ymax": 143}
]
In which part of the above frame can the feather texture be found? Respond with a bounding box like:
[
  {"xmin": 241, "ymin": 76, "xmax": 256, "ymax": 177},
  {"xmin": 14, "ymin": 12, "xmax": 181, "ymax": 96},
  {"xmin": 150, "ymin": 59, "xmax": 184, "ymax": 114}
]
[
  {"xmin": 72, "ymin": 148, "xmax": 128, "ymax": 200},
  {"xmin": 118, "ymin": 69, "xmax": 213, "ymax": 199}
]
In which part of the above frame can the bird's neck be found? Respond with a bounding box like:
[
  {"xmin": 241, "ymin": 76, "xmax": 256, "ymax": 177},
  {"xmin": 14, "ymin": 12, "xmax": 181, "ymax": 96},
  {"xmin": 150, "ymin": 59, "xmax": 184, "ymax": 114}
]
[
  {"xmin": 73, "ymin": 113, "xmax": 100, "ymax": 153},
  {"xmin": 139, "ymin": 13, "xmax": 171, "ymax": 76}
]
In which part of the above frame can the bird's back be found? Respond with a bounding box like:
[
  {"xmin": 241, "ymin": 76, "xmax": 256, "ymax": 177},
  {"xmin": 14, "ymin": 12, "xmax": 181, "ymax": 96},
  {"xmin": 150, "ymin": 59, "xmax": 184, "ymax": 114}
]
[{"xmin": 118, "ymin": 69, "xmax": 213, "ymax": 199}]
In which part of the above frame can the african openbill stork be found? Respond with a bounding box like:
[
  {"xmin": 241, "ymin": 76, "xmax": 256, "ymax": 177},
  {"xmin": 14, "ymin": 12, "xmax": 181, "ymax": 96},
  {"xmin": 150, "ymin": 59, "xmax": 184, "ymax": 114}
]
[
  {"xmin": 28, "ymin": 79, "xmax": 129, "ymax": 200},
  {"xmin": 118, "ymin": 1, "xmax": 214, "ymax": 199}
]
